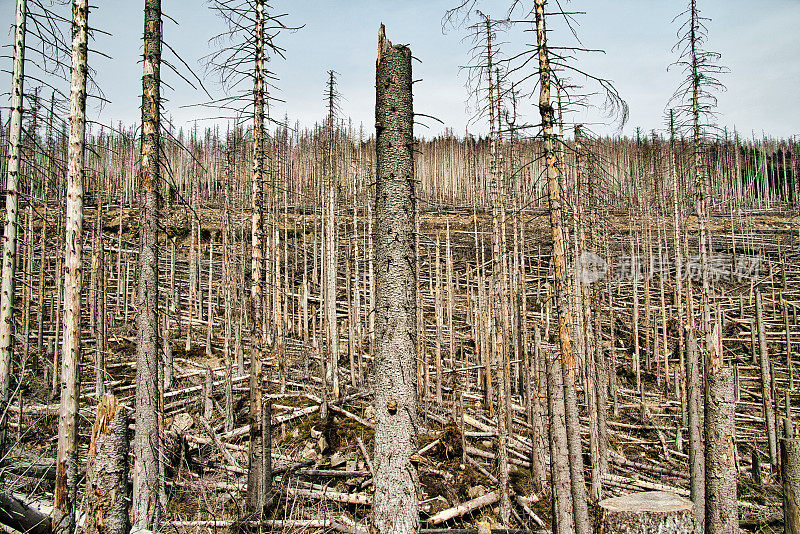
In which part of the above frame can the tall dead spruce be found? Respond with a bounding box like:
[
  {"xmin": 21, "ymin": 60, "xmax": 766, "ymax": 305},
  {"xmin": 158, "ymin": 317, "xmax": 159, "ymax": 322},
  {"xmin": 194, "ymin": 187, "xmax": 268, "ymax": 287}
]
[
  {"xmin": 247, "ymin": 0, "xmax": 272, "ymax": 516},
  {"xmin": 371, "ymin": 24, "xmax": 419, "ymax": 534},
  {"xmin": 52, "ymin": 0, "xmax": 89, "ymax": 532},
  {"xmin": 0, "ymin": 0, "xmax": 26, "ymax": 451},
  {"xmin": 133, "ymin": 0, "xmax": 162, "ymax": 529},
  {"xmin": 534, "ymin": 1, "xmax": 590, "ymax": 533}
]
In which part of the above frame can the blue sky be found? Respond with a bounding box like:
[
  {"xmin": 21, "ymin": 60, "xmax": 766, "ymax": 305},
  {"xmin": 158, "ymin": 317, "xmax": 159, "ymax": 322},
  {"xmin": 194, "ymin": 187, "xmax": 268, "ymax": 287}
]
[{"xmin": 2, "ymin": 0, "xmax": 798, "ymax": 139}]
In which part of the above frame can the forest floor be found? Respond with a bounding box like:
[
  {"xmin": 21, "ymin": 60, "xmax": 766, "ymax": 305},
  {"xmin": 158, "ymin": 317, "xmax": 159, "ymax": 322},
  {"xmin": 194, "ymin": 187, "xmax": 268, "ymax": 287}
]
[{"xmin": 2, "ymin": 205, "xmax": 798, "ymax": 533}]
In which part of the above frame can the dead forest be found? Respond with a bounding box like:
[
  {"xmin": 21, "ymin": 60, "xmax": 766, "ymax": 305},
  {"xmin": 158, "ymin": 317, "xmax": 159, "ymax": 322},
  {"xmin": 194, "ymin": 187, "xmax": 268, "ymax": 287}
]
[{"xmin": 0, "ymin": 1, "xmax": 798, "ymax": 534}]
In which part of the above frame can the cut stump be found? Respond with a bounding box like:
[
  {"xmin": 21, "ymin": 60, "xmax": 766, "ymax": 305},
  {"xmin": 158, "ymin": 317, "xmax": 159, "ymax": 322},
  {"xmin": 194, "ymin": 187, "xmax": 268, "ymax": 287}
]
[{"xmin": 599, "ymin": 491, "xmax": 694, "ymax": 533}]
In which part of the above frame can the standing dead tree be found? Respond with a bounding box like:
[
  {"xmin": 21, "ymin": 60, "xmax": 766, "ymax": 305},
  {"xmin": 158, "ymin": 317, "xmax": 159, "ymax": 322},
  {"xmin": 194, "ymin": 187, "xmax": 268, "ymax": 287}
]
[
  {"xmin": 52, "ymin": 0, "xmax": 89, "ymax": 532},
  {"xmin": 323, "ymin": 69, "xmax": 340, "ymax": 403},
  {"xmin": 668, "ymin": 2, "xmax": 730, "ymax": 531},
  {"xmin": 0, "ymin": 0, "xmax": 27, "ymax": 452},
  {"xmin": 133, "ymin": 0, "xmax": 162, "ymax": 529},
  {"xmin": 371, "ymin": 24, "xmax": 418, "ymax": 534},
  {"xmin": 202, "ymin": 1, "xmax": 294, "ymax": 515}
]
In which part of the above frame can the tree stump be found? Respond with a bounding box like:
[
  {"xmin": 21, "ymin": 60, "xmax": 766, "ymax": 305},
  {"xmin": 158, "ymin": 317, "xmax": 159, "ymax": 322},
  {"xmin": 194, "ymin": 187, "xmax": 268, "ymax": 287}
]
[
  {"xmin": 599, "ymin": 491, "xmax": 694, "ymax": 533},
  {"xmin": 85, "ymin": 394, "xmax": 130, "ymax": 534}
]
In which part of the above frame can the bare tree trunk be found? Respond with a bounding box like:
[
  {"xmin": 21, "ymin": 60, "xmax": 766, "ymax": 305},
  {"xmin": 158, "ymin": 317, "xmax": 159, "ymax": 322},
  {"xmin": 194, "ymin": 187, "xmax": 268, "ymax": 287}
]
[
  {"xmin": 84, "ymin": 394, "xmax": 130, "ymax": 534},
  {"xmin": 756, "ymin": 290, "xmax": 778, "ymax": 469},
  {"xmin": 223, "ymin": 147, "xmax": 234, "ymax": 433},
  {"xmin": 133, "ymin": 0, "xmax": 162, "ymax": 528},
  {"xmin": 371, "ymin": 25, "xmax": 418, "ymax": 534},
  {"xmin": 534, "ymin": 2, "xmax": 588, "ymax": 532},
  {"xmin": 247, "ymin": 0, "xmax": 270, "ymax": 515},
  {"xmin": 324, "ymin": 70, "xmax": 339, "ymax": 400},
  {"xmin": 52, "ymin": 2, "xmax": 88, "ymax": 531},
  {"xmin": 704, "ymin": 323, "xmax": 737, "ymax": 534},
  {"xmin": 546, "ymin": 341, "xmax": 574, "ymax": 534},
  {"xmin": 0, "ymin": 0, "xmax": 27, "ymax": 452},
  {"xmin": 783, "ymin": 422, "xmax": 800, "ymax": 534},
  {"xmin": 685, "ymin": 328, "xmax": 705, "ymax": 533}
]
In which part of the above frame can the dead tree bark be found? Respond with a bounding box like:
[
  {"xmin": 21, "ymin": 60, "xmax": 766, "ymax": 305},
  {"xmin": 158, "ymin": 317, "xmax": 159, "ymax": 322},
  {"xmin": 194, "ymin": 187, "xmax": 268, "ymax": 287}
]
[
  {"xmin": 756, "ymin": 290, "xmax": 778, "ymax": 469},
  {"xmin": 133, "ymin": 0, "xmax": 162, "ymax": 529},
  {"xmin": 0, "ymin": 0, "xmax": 27, "ymax": 453},
  {"xmin": 534, "ymin": 1, "xmax": 588, "ymax": 532},
  {"xmin": 84, "ymin": 394, "xmax": 130, "ymax": 534},
  {"xmin": 782, "ymin": 427, "xmax": 800, "ymax": 534},
  {"xmin": 685, "ymin": 328, "xmax": 705, "ymax": 533},
  {"xmin": 703, "ymin": 323, "xmax": 737, "ymax": 534},
  {"xmin": 371, "ymin": 24, "xmax": 418, "ymax": 534},
  {"xmin": 247, "ymin": 0, "xmax": 271, "ymax": 516},
  {"xmin": 53, "ymin": 1, "xmax": 89, "ymax": 531},
  {"xmin": 0, "ymin": 493, "xmax": 52, "ymax": 534}
]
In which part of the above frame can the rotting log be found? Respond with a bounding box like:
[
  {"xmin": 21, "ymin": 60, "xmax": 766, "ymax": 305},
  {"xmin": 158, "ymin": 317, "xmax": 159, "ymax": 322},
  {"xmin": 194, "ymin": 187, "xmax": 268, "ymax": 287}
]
[{"xmin": 599, "ymin": 491, "xmax": 694, "ymax": 533}]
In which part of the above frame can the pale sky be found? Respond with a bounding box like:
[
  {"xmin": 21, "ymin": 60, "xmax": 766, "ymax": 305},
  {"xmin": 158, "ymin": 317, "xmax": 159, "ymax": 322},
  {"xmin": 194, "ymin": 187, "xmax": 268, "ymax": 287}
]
[{"xmin": 2, "ymin": 0, "xmax": 798, "ymax": 139}]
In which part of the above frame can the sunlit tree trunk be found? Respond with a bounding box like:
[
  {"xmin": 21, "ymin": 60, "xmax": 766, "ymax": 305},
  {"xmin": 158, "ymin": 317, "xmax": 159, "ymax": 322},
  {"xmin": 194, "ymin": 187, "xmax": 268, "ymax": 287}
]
[{"xmin": 52, "ymin": 1, "xmax": 88, "ymax": 531}]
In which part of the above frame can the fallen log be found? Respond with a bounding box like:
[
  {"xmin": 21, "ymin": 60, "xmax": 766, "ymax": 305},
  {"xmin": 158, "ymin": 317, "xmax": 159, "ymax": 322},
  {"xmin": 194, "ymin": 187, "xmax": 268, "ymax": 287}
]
[
  {"xmin": 427, "ymin": 491, "xmax": 500, "ymax": 525},
  {"xmin": 286, "ymin": 486, "xmax": 370, "ymax": 505},
  {"xmin": 515, "ymin": 496, "xmax": 545, "ymax": 528},
  {"xmin": 0, "ymin": 462, "xmax": 57, "ymax": 481},
  {"xmin": 199, "ymin": 415, "xmax": 241, "ymax": 470},
  {"xmin": 166, "ymin": 519, "xmax": 330, "ymax": 528},
  {"xmin": 328, "ymin": 404, "xmax": 374, "ymax": 429},
  {"xmin": 0, "ymin": 492, "xmax": 52, "ymax": 534}
]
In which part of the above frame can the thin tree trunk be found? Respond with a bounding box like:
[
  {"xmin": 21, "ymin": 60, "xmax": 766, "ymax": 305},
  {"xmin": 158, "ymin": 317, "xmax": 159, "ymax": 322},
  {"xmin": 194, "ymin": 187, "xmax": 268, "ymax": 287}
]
[
  {"xmin": 247, "ymin": 0, "xmax": 270, "ymax": 515},
  {"xmin": 52, "ymin": 2, "xmax": 88, "ymax": 531},
  {"xmin": 132, "ymin": 0, "xmax": 162, "ymax": 528},
  {"xmin": 0, "ymin": 0, "xmax": 27, "ymax": 453},
  {"xmin": 686, "ymin": 328, "xmax": 705, "ymax": 533},
  {"xmin": 756, "ymin": 290, "xmax": 778, "ymax": 469}
]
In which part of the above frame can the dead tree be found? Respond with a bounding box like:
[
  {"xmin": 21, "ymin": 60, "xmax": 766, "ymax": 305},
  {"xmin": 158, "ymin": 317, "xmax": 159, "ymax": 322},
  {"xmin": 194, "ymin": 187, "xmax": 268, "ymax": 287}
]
[
  {"xmin": 685, "ymin": 328, "xmax": 705, "ymax": 532},
  {"xmin": 534, "ymin": 1, "xmax": 589, "ymax": 532},
  {"xmin": 371, "ymin": 24, "xmax": 418, "ymax": 534},
  {"xmin": 53, "ymin": 1, "xmax": 89, "ymax": 531},
  {"xmin": 0, "ymin": 0, "xmax": 27, "ymax": 452},
  {"xmin": 84, "ymin": 395, "xmax": 130, "ymax": 534},
  {"xmin": 323, "ymin": 69, "xmax": 340, "ymax": 401},
  {"xmin": 247, "ymin": 0, "xmax": 271, "ymax": 515},
  {"xmin": 703, "ymin": 322, "xmax": 737, "ymax": 533},
  {"xmin": 133, "ymin": 0, "xmax": 162, "ymax": 529}
]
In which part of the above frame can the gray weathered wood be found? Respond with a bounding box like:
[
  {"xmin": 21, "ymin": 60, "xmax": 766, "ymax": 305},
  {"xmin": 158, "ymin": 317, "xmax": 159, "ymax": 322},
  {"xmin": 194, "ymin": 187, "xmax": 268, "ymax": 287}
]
[{"xmin": 599, "ymin": 491, "xmax": 694, "ymax": 533}]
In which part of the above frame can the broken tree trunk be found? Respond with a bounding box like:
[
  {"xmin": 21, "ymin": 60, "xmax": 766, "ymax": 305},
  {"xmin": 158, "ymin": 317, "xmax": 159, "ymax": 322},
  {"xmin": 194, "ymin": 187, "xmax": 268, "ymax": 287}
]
[
  {"xmin": 371, "ymin": 24, "xmax": 418, "ymax": 534},
  {"xmin": 84, "ymin": 394, "xmax": 130, "ymax": 534},
  {"xmin": 599, "ymin": 491, "xmax": 694, "ymax": 533},
  {"xmin": 427, "ymin": 491, "xmax": 500, "ymax": 526},
  {"xmin": 704, "ymin": 323, "xmax": 737, "ymax": 534},
  {"xmin": 782, "ymin": 428, "xmax": 800, "ymax": 534}
]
